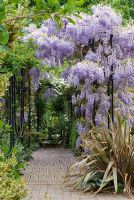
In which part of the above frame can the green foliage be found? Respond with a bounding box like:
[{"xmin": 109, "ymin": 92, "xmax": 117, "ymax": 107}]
[
  {"xmin": 0, "ymin": 41, "xmax": 39, "ymax": 73},
  {"xmin": 35, "ymin": 91, "xmax": 46, "ymax": 130},
  {"xmin": 0, "ymin": 1, "xmax": 5, "ymax": 21},
  {"xmin": 51, "ymin": 95, "xmax": 65, "ymax": 113},
  {"xmin": 65, "ymin": 112, "xmax": 134, "ymax": 197},
  {"xmin": 0, "ymin": 73, "xmax": 11, "ymax": 97},
  {"xmin": 0, "ymin": 120, "xmax": 11, "ymax": 148},
  {"xmin": 32, "ymin": 130, "xmax": 48, "ymax": 146},
  {"xmin": 0, "ymin": 0, "xmax": 83, "ymax": 49},
  {"xmin": 0, "ymin": 120, "xmax": 29, "ymax": 166},
  {"xmin": 42, "ymin": 97, "xmax": 71, "ymax": 145},
  {"xmin": 70, "ymin": 120, "xmax": 77, "ymax": 150},
  {"xmin": 0, "ymin": 0, "xmax": 133, "ymax": 51},
  {"xmin": 81, "ymin": 0, "xmax": 134, "ymax": 21},
  {"xmin": 0, "ymin": 122, "xmax": 27, "ymax": 171},
  {"xmin": 10, "ymin": 143, "xmax": 26, "ymax": 169},
  {"xmin": 0, "ymin": 24, "xmax": 9, "ymax": 45},
  {"xmin": 0, "ymin": 152, "xmax": 26, "ymax": 200},
  {"xmin": 111, "ymin": 0, "xmax": 134, "ymax": 20},
  {"xmin": 0, "ymin": 120, "xmax": 27, "ymax": 199}
]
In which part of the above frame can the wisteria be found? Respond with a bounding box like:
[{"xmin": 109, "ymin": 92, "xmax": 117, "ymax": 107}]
[
  {"xmin": 44, "ymin": 88, "xmax": 57, "ymax": 101},
  {"xmin": 24, "ymin": 4, "xmax": 134, "ymax": 148},
  {"xmin": 29, "ymin": 68, "xmax": 40, "ymax": 90},
  {"xmin": 76, "ymin": 122, "xmax": 87, "ymax": 150}
]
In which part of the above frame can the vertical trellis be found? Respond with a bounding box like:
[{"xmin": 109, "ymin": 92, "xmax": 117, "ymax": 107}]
[
  {"xmin": 36, "ymin": 88, "xmax": 40, "ymax": 132},
  {"xmin": 9, "ymin": 76, "xmax": 16, "ymax": 150},
  {"xmin": 7, "ymin": 68, "xmax": 33, "ymax": 150},
  {"xmin": 13, "ymin": 75, "xmax": 16, "ymax": 135},
  {"xmin": 91, "ymin": 39, "xmax": 96, "ymax": 126},
  {"xmin": 110, "ymin": 34, "xmax": 114, "ymax": 123},
  {"xmin": 107, "ymin": 34, "xmax": 114, "ymax": 129},
  {"xmin": 28, "ymin": 72, "xmax": 31, "ymax": 146},
  {"xmin": 64, "ymin": 95, "xmax": 72, "ymax": 144}
]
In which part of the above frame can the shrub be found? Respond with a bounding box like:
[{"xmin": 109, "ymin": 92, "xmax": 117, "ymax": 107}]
[
  {"xmin": 0, "ymin": 152, "xmax": 27, "ymax": 200},
  {"xmin": 70, "ymin": 121, "xmax": 77, "ymax": 150},
  {"xmin": 65, "ymin": 112, "xmax": 134, "ymax": 197}
]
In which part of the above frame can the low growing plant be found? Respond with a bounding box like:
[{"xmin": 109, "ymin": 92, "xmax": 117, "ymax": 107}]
[
  {"xmin": 0, "ymin": 152, "xmax": 27, "ymax": 200},
  {"xmin": 65, "ymin": 112, "xmax": 134, "ymax": 197}
]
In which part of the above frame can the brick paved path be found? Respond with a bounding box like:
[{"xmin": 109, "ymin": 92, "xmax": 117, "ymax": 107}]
[{"xmin": 23, "ymin": 148, "xmax": 132, "ymax": 200}]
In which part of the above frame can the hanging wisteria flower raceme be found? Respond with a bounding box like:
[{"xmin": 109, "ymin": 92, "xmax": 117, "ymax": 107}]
[
  {"xmin": 24, "ymin": 4, "xmax": 134, "ymax": 149},
  {"xmin": 44, "ymin": 88, "xmax": 57, "ymax": 101},
  {"xmin": 29, "ymin": 68, "xmax": 40, "ymax": 91}
]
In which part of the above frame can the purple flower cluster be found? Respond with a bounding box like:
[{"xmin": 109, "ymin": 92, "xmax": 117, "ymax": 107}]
[
  {"xmin": 114, "ymin": 61, "xmax": 134, "ymax": 88},
  {"xmin": 44, "ymin": 88, "xmax": 57, "ymax": 101},
  {"xmin": 23, "ymin": 5, "xmax": 128, "ymax": 67},
  {"xmin": 23, "ymin": 5, "xmax": 134, "ymax": 148},
  {"xmin": 69, "ymin": 61, "xmax": 104, "ymax": 86},
  {"xmin": 76, "ymin": 122, "xmax": 87, "ymax": 149},
  {"xmin": 29, "ymin": 68, "xmax": 40, "ymax": 91}
]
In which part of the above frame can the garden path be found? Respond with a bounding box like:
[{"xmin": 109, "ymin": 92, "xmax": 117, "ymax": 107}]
[{"xmin": 23, "ymin": 148, "xmax": 133, "ymax": 200}]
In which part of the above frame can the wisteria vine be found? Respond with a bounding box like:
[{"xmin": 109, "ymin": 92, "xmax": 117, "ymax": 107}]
[{"xmin": 24, "ymin": 4, "xmax": 134, "ymax": 148}]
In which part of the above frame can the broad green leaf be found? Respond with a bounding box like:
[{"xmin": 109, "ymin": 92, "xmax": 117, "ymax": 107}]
[
  {"xmin": 96, "ymin": 161, "xmax": 114, "ymax": 194},
  {"xmin": 0, "ymin": 30, "xmax": 9, "ymax": 45},
  {"xmin": 0, "ymin": 119, "xmax": 4, "ymax": 128},
  {"xmin": 76, "ymin": 0, "xmax": 84, "ymax": 6},
  {"xmin": 48, "ymin": 0, "xmax": 59, "ymax": 6},
  {"xmin": 67, "ymin": 17, "xmax": 75, "ymax": 25},
  {"xmin": 83, "ymin": 171, "xmax": 97, "ymax": 184},
  {"xmin": 73, "ymin": 13, "xmax": 82, "ymax": 19},
  {"xmin": 102, "ymin": 161, "xmax": 114, "ymax": 181},
  {"xmin": 11, "ymin": 147, "xmax": 17, "ymax": 154},
  {"xmin": 0, "ymin": 3, "xmax": 5, "ymax": 20},
  {"xmin": 0, "ymin": 24, "xmax": 6, "ymax": 31},
  {"xmin": 96, "ymin": 175, "xmax": 113, "ymax": 194},
  {"xmin": 0, "ymin": 24, "xmax": 9, "ymax": 44},
  {"xmin": 44, "ymin": 13, "xmax": 51, "ymax": 20},
  {"xmin": 54, "ymin": 14, "xmax": 61, "ymax": 24},
  {"xmin": 3, "ymin": 145, "xmax": 9, "ymax": 155},
  {"xmin": 34, "ymin": 0, "xmax": 46, "ymax": 10}
]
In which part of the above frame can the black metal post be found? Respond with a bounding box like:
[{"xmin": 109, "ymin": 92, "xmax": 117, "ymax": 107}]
[
  {"xmin": 9, "ymin": 76, "xmax": 15, "ymax": 150},
  {"xmin": 28, "ymin": 73, "xmax": 31, "ymax": 147},
  {"xmin": 20, "ymin": 69, "xmax": 25, "ymax": 142},
  {"xmin": 36, "ymin": 88, "xmax": 40, "ymax": 132},
  {"xmin": 93, "ymin": 100, "xmax": 96, "ymax": 126},
  {"xmin": 91, "ymin": 39, "xmax": 96, "ymax": 126},
  {"xmin": 13, "ymin": 75, "xmax": 17, "ymax": 136},
  {"xmin": 111, "ymin": 64, "xmax": 114, "ymax": 123},
  {"xmin": 110, "ymin": 34, "xmax": 114, "ymax": 123}
]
